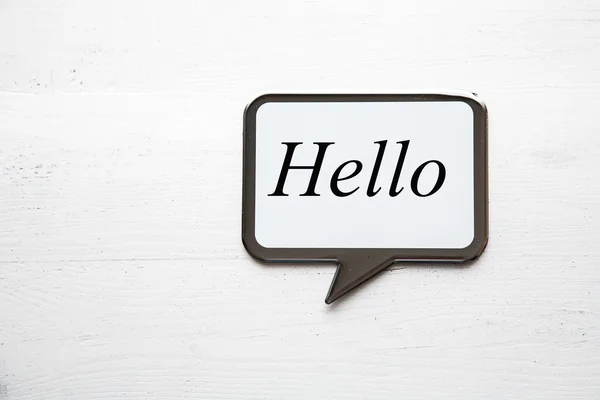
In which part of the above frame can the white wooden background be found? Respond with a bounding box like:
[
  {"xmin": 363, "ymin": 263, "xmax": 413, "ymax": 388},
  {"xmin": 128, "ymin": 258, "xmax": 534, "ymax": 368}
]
[{"xmin": 1, "ymin": 0, "xmax": 599, "ymax": 398}]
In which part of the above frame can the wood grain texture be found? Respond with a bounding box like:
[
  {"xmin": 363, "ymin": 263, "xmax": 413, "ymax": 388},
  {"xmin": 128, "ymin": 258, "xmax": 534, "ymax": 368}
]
[{"xmin": 1, "ymin": 0, "xmax": 599, "ymax": 398}]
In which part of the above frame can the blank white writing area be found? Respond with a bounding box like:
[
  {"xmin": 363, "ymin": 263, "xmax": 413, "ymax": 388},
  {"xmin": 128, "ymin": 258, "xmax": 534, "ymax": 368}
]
[{"xmin": 1, "ymin": 1, "xmax": 599, "ymax": 399}]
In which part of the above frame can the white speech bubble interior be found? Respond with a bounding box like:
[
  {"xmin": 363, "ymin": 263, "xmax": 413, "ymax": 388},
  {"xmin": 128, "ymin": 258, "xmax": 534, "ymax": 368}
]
[{"xmin": 254, "ymin": 100, "xmax": 475, "ymax": 249}]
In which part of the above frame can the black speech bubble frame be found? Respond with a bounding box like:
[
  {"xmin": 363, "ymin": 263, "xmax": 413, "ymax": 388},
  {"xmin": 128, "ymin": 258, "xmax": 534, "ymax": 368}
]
[{"xmin": 242, "ymin": 93, "xmax": 488, "ymax": 304}]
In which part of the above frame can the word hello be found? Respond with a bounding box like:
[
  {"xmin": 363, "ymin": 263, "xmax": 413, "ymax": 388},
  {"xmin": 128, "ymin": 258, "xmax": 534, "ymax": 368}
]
[{"xmin": 269, "ymin": 140, "xmax": 447, "ymax": 198}]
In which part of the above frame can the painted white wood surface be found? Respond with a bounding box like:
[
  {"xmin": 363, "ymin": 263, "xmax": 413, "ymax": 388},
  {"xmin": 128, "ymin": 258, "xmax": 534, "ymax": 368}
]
[{"xmin": 1, "ymin": 0, "xmax": 599, "ymax": 398}]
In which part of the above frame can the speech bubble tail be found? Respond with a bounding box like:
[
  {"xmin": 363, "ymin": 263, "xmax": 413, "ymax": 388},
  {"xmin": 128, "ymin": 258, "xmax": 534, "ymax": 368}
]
[{"xmin": 325, "ymin": 254, "xmax": 395, "ymax": 304}]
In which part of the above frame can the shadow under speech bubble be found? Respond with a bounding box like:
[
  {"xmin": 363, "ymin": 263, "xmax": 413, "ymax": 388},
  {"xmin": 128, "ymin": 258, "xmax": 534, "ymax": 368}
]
[{"xmin": 241, "ymin": 93, "xmax": 488, "ymax": 304}]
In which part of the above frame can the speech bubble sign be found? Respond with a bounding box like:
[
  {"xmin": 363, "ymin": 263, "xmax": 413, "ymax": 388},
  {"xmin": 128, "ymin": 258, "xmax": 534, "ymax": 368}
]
[{"xmin": 242, "ymin": 93, "xmax": 488, "ymax": 304}]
